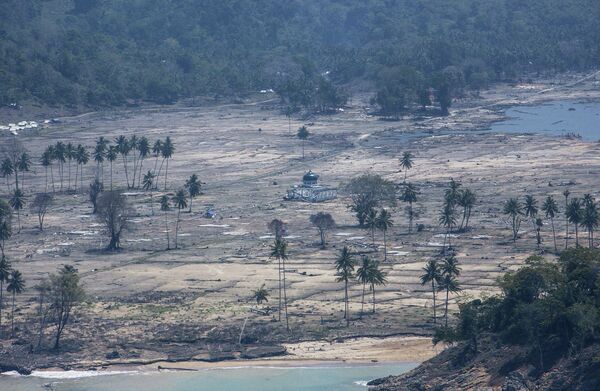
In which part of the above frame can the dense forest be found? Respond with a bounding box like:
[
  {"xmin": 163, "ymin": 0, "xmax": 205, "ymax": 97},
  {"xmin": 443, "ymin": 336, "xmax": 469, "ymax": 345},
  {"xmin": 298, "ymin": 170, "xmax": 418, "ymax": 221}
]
[{"xmin": 1, "ymin": 0, "xmax": 599, "ymax": 108}]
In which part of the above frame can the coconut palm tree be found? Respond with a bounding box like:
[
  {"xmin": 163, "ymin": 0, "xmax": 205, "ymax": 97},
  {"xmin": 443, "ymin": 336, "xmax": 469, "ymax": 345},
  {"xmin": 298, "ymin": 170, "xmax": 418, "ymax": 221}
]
[
  {"xmin": 161, "ymin": 137, "xmax": 175, "ymax": 190},
  {"xmin": 297, "ymin": 126, "xmax": 310, "ymax": 159},
  {"xmin": 1, "ymin": 158, "xmax": 14, "ymax": 193},
  {"xmin": 45, "ymin": 145, "xmax": 56, "ymax": 193},
  {"xmin": 53, "ymin": 141, "xmax": 66, "ymax": 190},
  {"xmin": 142, "ymin": 171, "xmax": 156, "ymax": 215},
  {"xmin": 377, "ymin": 209, "xmax": 393, "ymax": 261},
  {"xmin": 10, "ymin": 189, "xmax": 25, "ymax": 232},
  {"xmin": 444, "ymin": 178, "xmax": 462, "ymax": 206},
  {"xmin": 0, "ymin": 200, "xmax": 11, "ymax": 258},
  {"xmin": 129, "ymin": 135, "xmax": 139, "ymax": 187},
  {"xmin": 93, "ymin": 143, "xmax": 105, "ymax": 183},
  {"xmin": 457, "ymin": 189, "xmax": 476, "ymax": 231},
  {"xmin": 401, "ymin": 183, "xmax": 418, "ymax": 233},
  {"xmin": 270, "ymin": 238, "xmax": 289, "ymax": 330},
  {"xmin": 542, "ymin": 196, "xmax": 559, "ymax": 252},
  {"xmin": 185, "ymin": 174, "xmax": 201, "ymax": 213},
  {"xmin": 136, "ymin": 137, "xmax": 150, "ymax": 188},
  {"xmin": 65, "ymin": 143, "xmax": 76, "ymax": 190},
  {"xmin": 172, "ymin": 189, "xmax": 187, "ymax": 249},
  {"xmin": 439, "ymin": 201, "xmax": 457, "ymax": 252},
  {"xmin": 106, "ymin": 146, "xmax": 118, "ymax": 190},
  {"xmin": 252, "ymin": 284, "xmax": 269, "ymax": 305},
  {"xmin": 365, "ymin": 208, "xmax": 378, "ymax": 245},
  {"xmin": 75, "ymin": 144, "xmax": 89, "ymax": 192},
  {"xmin": 366, "ymin": 260, "xmax": 386, "ymax": 314},
  {"xmin": 503, "ymin": 198, "xmax": 523, "ymax": 242},
  {"xmin": 160, "ymin": 195, "xmax": 171, "ymax": 250},
  {"xmin": 438, "ymin": 273, "xmax": 461, "ymax": 328},
  {"xmin": 566, "ymin": 198, "xmax": 583, "ymax": 247},
  {"xmin": 7, "ymin": 269, "xmax": 24, "ymax": 336},
  {"xmin": 40, "ymin": 151, "xmax": 52, "ymax": 192},
  {"xmin": 16, "ymin": 152, "xmax": 31, "ymax": 193},
  {"xmin": 152, "ymin": 139, "xmax": 163, "ymax": 182},
  {"xmin": 420, "ymin": 259, "xmax": 441, "ymax": 324},
  {"xmin": 582, "ymin": 199, "xmax": 599, "ymax": 248},
  {"xmin": 524, "ymin": 194, "xmax": 538, "ymax": 229},
  {"xmin": 0, "ymin": 256, "xmax": 11, "ymax": 333},
  {"xmin": 335, "ymin": 246, "xmax": 355, "ymax": 326},
  {"xmin": 563, "ymin": 189, "xmax": 570, "ymax": 249},
  {"xmin": 115, "ymin": 135, "xmax": 131, "ymax": 188},
  {"xmin": 399, "ymin": 151, "xmax": 414, "ymax": 182},
  {"xmin": 356, "ymin": 256, "xmax": 373, "ymax": 317}
]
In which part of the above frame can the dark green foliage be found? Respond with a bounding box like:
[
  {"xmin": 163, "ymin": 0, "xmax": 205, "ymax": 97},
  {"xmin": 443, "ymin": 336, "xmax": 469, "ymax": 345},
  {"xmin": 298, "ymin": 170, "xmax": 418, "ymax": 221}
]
[
  {"xmin": 1, "ymin": 1, "xmax": 598, "ymax": 107},
  {"xmin": 439, "ymin": 249, "xmax": 600, "ymax": 369}
]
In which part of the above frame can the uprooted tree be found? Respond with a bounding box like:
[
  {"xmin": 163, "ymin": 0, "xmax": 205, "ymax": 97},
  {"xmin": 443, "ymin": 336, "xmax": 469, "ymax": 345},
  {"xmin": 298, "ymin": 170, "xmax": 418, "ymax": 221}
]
[
  {"xmin": 344, "ymin": 174, "xmax": 397, "ymax": 227},
  {"xmin": 96, "ymin": 190, "xmax": 130, "ymax": 250}
]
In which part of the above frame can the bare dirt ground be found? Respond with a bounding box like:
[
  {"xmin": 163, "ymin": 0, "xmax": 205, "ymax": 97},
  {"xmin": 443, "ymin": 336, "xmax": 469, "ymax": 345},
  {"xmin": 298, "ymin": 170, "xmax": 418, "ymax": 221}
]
[{"xmin": 1, "ymin": 71, "xmax": 600, "ymax": 369}]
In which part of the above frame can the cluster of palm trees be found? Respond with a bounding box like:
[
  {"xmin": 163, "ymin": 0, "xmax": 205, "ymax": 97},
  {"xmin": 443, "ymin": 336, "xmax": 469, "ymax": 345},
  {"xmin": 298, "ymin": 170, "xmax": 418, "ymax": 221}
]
[
  {"xmin": 419, "ymin": 255, "xmax": 462, "ymax": 327},
  {"xmin": 157, "ymin": 174, "xmax": 201, "ymax": 250},
  {"xmin": 365, "ymin": 208, "xmax": 394, "ymax": 260},
  {"xmin": 335, "ymin": 246, "xmax": 387, "ymax": 326},
  {"xmin": 503, "ymin": 191, "xmax": 600, "ymax": 251},
  {"xmin": 0, "ymin": 255, "xmax": 25, "ymax": 337},
  {"xmin": 438, "ymin": 179, "xmax": 476, "ymax": 252}
]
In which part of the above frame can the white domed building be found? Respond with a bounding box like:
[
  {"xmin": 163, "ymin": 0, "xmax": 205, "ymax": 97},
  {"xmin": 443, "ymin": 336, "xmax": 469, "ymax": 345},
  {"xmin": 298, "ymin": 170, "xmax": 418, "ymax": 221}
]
[{"xmin": 284, "ymin": 171, "xmax": 337, "ymax": 203}]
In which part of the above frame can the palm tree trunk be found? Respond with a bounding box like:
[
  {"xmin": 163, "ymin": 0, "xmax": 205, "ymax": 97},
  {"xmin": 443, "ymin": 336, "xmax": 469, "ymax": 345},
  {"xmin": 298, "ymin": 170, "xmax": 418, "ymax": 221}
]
[
  {"xmin": 360, "ymin": 283, "xmax": 365, "ymax": 318},
  {"xmin": 575, "ymin": 225, "xmax": 579, "ymax": 247},
  {"xmin": 156, "ymin": 158, "xmax": 165, "ymax": 189},
  {"xmin": 278, "ymin": 257, "xmax": 282, "ymax": 322},
  {"xmin": 16, "ymin": 209, "xmax": 21, "ymax": 233},
  {"xmin": 282, "ymin": 257, "xmax": 289, "ymax": 331},
  {"xmin": 0, "ymin": 280, "xmax": 3, "ymax": 333},
  {"xmin": 551, "ymin": 217, "xmax": 557, "ymax": 252},
  {"xmin": 137, "ymin": 158, "xmax": 144, "ymax": 188},
  {"xmin": 372, "ymin": 284, "xmax": 376, "ymax": 314},
  {"xmin": 110, "ymin": 161, "xmax": 113, "ymax": 190},
  {"xmin": 50, "ymin": 164, "xmax": 55, "ymax": 193},
  {"xmin": 164, "ymin": 158, "xmax": 169, "ymax": 190},
  {"xmin": 11, "ymin": 292, "xmax": 15, "ymax": 336},
  {"xmin": 44, "ymin": 167, "xmax": 48, "ymax": 192},
  {"xmin": 445, "ymin": 288, "xmax": 449, "ymax": 328},
  {"xmin": 432, "ymin": 281, "xmax": 436, "ymax": 324},
  {"xmin": 175, "ymin": 208, "xmax": 181, "ymax": 249},
  {"xmin": 189, "ymin": 196, "xmax": 193, "ymax": 213},
  {"xmin": 164, "ymin": 211, "xmax": 170, "ymax": 250},
  {"xmin": 383, "ymin": 229, "xmax": 387, "ymax": 261},
  {"xmin": 122, "ymin": 154, "xmax": 130, "ymax": 188},
  {"xmin": 408, "ymin": 202, "xmax": 413, "ymax": 233},
  {"xmin": 344, "ymin": 280, "xmax": 349, "ymax": 326}
]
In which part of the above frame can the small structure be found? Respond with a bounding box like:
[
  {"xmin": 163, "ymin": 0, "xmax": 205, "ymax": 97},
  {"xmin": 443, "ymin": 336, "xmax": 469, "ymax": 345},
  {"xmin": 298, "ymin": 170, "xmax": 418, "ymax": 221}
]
[{"xmin": 285, "ymin": 170, "xmax": 337, "ymax": 203}]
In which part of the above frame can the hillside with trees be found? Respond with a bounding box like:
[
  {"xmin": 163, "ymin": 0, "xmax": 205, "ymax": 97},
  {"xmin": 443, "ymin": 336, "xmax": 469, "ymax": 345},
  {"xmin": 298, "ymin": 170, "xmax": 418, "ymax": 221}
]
[{"xmin": 1, "ymin": 0, "xmax": 599, "ymax": 108}]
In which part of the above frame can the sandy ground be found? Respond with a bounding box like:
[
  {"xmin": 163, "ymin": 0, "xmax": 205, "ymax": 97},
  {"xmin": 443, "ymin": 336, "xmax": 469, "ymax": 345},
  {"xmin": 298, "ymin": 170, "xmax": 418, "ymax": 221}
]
[{"xmin": 1, "ymin": 71, "xmax": 600, "ymax": 367}]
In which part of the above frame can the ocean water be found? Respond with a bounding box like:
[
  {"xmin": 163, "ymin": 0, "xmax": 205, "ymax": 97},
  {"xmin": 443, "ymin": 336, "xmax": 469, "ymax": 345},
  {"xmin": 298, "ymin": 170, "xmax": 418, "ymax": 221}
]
[
  {"xmin": 0, "ymin": 362, "xmax": 418, "ymax": 391},
  {"xmin": 489, "ymin": 100, "xmax": 600, "ymax": 141}
]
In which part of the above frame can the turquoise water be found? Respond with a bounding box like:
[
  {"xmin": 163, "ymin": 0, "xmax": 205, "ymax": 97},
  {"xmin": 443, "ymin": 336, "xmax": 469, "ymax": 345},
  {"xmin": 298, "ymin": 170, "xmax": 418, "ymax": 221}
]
[
  {"xmin": 490, "ymin": 100, "xmax": 600, "ymax": 141},
  {"xmin": 0, "ymin": 362, "xmax": 417, "ymax": 391}
]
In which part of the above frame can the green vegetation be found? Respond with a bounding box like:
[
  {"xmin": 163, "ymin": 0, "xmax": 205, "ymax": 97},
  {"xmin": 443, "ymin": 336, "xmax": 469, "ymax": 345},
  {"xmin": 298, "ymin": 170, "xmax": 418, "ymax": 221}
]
[
  {"xmin": 437, "ymin": 249, "xmax": 600, "ymax": 370},
  {"xmin": 2, "ymin": 1, "xmax": 598, "ymax": 108}
]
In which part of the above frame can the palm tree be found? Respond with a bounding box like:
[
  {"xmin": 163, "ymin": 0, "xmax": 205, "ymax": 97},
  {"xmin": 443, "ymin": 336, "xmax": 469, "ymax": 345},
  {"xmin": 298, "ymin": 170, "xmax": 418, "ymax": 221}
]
[
  {"xmin": 377, "ymin": 209, "xmax": 393, "ymax": 261},
  {"xmin": 173, "ymin": 189, "xmax": 188, "ymax": 249},
  {"xmin": 366, "ymin": 261, "xmax": 386, "ymax": 314},
  {"xmin": 0, "ymin": 256, "xmax": 11, "ymax": 333},
  {"xmin": 93, "ymin": 143, "xmax": 105, "ymax": 183},
  {"xmin": 444, "ymin": 178, "xmax": 462, "ymax": 206},
  {"xmin": 54, "ymin": 141, "xmax": 66, "ymax": 190},
  {"xmin": 1, "ymin": 158, "xmax": 14, "ymax": 193},
  {"xmin": 115, "ymin": 135, "xmax": 131, "ymax": 188},
  {"xmin": 524, "ymin": 195, "xmax": 538, "ymax": 229},
  {"xmin": 438, "ymin": 201, "xmax": 457, "ymax": 252},
  {"xmin": 75, "ymin": 144, "xmax": 89, "ymax": 192},
  {"xmin": 420, "ymin": 259, "xmax": 441, "ymax": 324},
  {"xmin": 252, "ymin": 284, "xmax": 269, "ymax": 305},
  {"xmin": 160, "ymin": 195, "xmax": 171, "ymax": 250},
  {"xmin": 438, "ymin": 274, "xmax": 461, "ymax": 328},
  {"xmin": 106, "ymin": 146, "xmax": 118, "ymax": 190},
  {"xmin": 129, "ymin": 135, "xmax": 139, "ymax": 187},
  {"xmin": 7, "ymin": 269, "xmax": 24, "ymax": 336},
  {"xmin": 563, "ymin": 189, "xmax": 570, "ymax": 249},
  {"xmin": 142, "ymin": 171, "xmax": 156, "ymax": 215},
  {"xmin": 0, "ymin": 201, "xmax": 11, "ymax": 258},
  {"xmin": 185, "ymin": 174, "xmax": 201, "ymax": 213},
  {"xmin": 10, "ymin": 189, "xmax": 25, "ymax": 232},
  {"xmin": 365, "ymin": 208, "xmax": 378, "ymax": 245},
  {"xmin": 566, "ymin": 198, "xmax": 583, "ymax": 247},
  {"xmin": 503, "ymin": 198, "xmax": 523, "ymax": 242},
  {"xmin": 46, "ymin": 145, "xmax": 56, "ymax": 193},
  {"xmin": 40, "ymin": 151, "xmax": 52, "ymax": 192},
  {"xmin": 401, "ymin": 183, "xmax": 418, "ymax": 233},
  {"xmin": 399, "ymin": 151, "xmax": 414, "ymax": 182},
  {"xmin": 356, "ymin": 256, "xmax": 373, "ymax": 317},
  {"xmin": 582, "ymin": 200, "xmax": 599, "ymax": 248},
  {"xmin": 542, "ymin": 196, "xmax": 559, "ymax": 252},
  {"xmin": 335, "ymin": 246, "xmax": 355, "ymax": 326},
  {"xmin": 136, "ymin": 136, "xmax": 150, "ymax": 188},
  {"xmin": 270, "ymin": 238, "xmax": 289, "ymax": 330},
  {"xmin": 296, "ymin": 126, "xmax": 310, "ymax": 159},
  {"xmin": 65, "ymin": 143, "xmax": 76, "ymax": 190},
  {"xmin": 161, "ymin": 137, "xmax": 175, "ymax": 190},
  {"xmin": 16, "ymin": 152, "xmax": 31, "ymax": 192},
  {"xmin": 152, "ymin": 139, "xmax": 163, "ymax": 182},
  {"xmin": 457, "ymin": 189, "xmax": 476, "ymax": 230}
]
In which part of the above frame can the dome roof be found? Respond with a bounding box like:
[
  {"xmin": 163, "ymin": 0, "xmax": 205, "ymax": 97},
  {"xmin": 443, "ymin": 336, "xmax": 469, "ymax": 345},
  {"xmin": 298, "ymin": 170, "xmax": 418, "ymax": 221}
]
[{"xmin": 303, "ymin": 170, "xmax": 319, "ymax": 182}]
